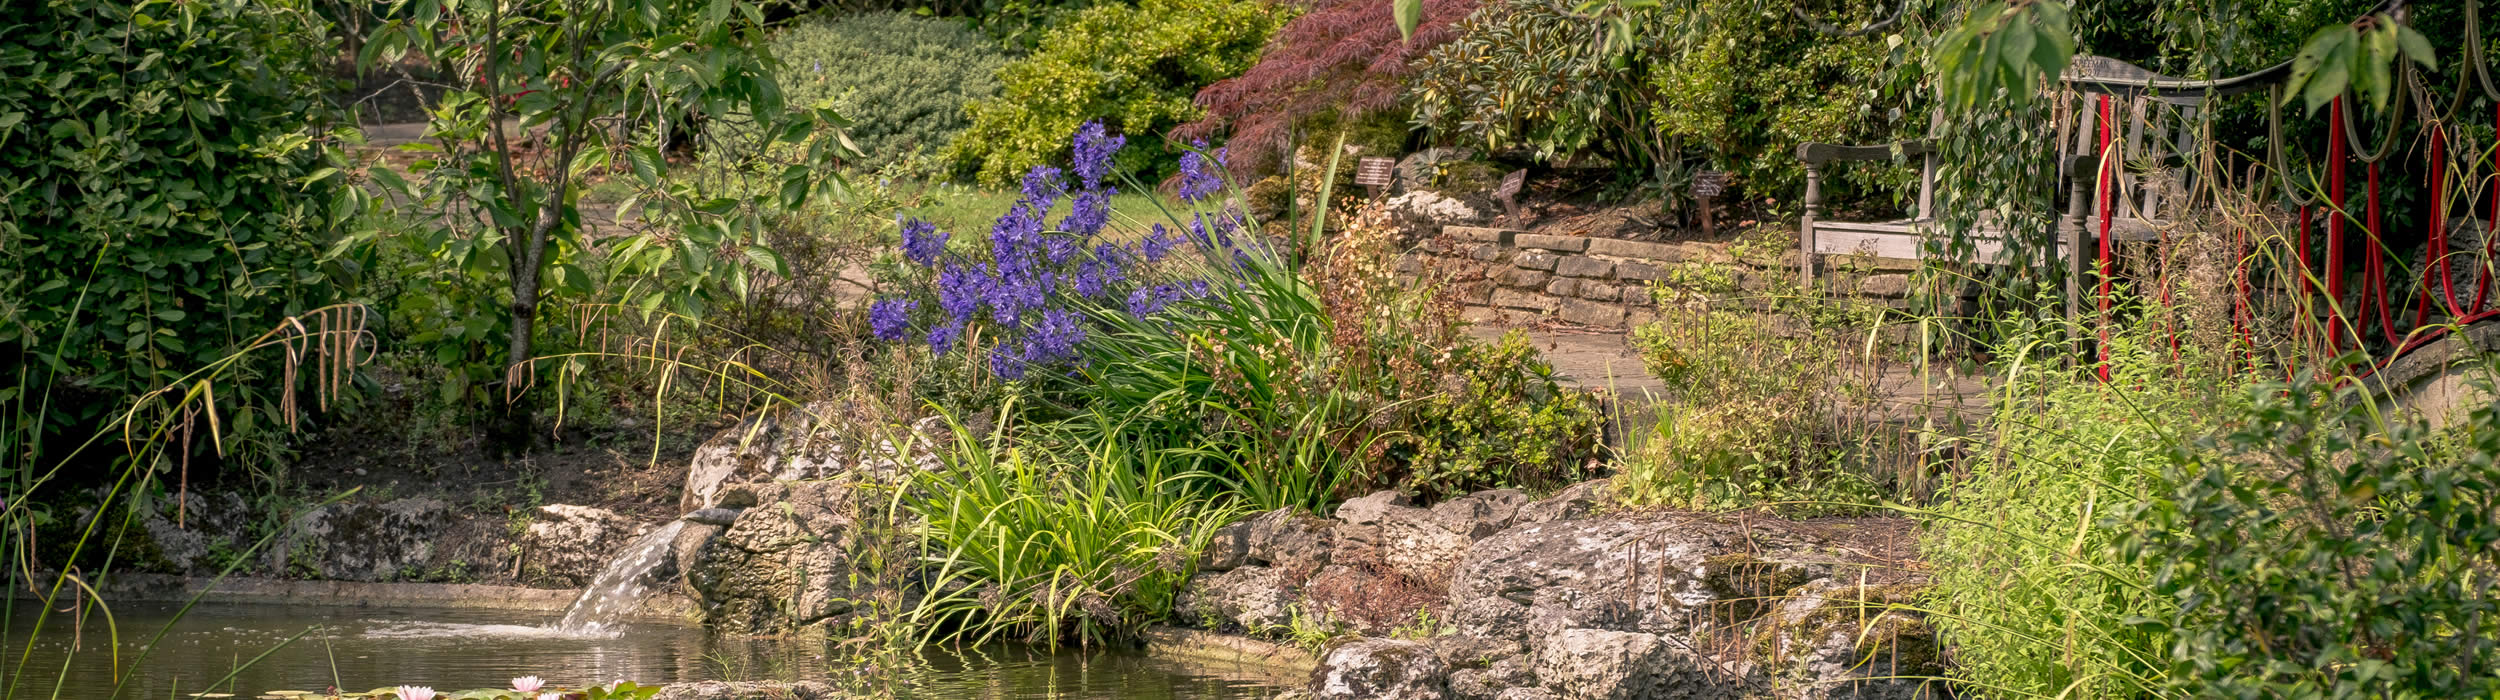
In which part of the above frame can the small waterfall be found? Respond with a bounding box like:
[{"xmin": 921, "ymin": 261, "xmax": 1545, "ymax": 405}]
[{"xmin": 551, "ymin": 520, "xmax": 689, "ymax": 636}]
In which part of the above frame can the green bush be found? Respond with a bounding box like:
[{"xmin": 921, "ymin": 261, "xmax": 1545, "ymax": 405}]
[
  {"xmin": 2121, "ymin": 371, "xmax": 2500, "ymax": 697},
  {"xmin": 1918, "ymin": 333, "xmax": 2219, "ymax": 698},
  {"xmin": 0, "ymin": 0, "xmax": 351, "ymax": 470},
  {"xmin": 942, "ymin": 0, "xmax": 1292, "ymax": 187},
  {"xmin": 762, "ymin": 12, "xmax": 1008, "ymax": 171},
  {"xmin": 1392, "ymin": 333, "xmax": 1606, "ymax": 497}
]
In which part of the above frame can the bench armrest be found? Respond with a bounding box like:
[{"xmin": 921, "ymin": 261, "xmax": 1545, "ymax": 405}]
[{"xmin": 1796, "ymin": 140, "xmax": 1931, "ymax": 165}]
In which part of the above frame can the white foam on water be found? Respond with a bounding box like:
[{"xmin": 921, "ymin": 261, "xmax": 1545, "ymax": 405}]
[
  {"xmin": 548, "ymin": 520, "xmax": 689, "ymax": 637},
  {"xmin": 362, "ymin": 621, "xmax": 588, "ymax": 640}
]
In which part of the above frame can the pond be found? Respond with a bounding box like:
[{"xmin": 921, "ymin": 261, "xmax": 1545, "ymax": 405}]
[{"xmin": 2, "ymin": 601, "xmax": 1290, "ymax": 699}]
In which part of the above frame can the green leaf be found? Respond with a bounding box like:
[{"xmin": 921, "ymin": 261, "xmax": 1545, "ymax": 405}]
[
  {"xmin": 627, "ymin": 145, "xmax": 664, "ymax": 186},
  {"xmin": 2300, "ymin": 28, "xmax": 2356, "ymax": 116},
  {"xmin": 2286, "ymin": 24, "xmax": 2350, "ymax": 113},
  {"xmin": 1394, "ymin": 0, "xmax": 1421, "ymax": 41},
  {"xmin": 2395, "ymin": 25, "xmax": 2435, "ymax": 69},
  {"xmin": 2360, "ymin": 21, "xmax": 2395, "ymax": 113}
]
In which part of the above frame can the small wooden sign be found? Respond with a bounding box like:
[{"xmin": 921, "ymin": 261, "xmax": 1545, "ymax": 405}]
[
  {"xmin": 1354, "ymin": 157, "xmax": 1397, "ymax": 187},
  {"xmin": 1495, "ymin": 169, "xmax": 1528, "ymax": 200},
  {"xmin": 1692, "ymin": 170, "xmax": 1731, "ymax": 198}
]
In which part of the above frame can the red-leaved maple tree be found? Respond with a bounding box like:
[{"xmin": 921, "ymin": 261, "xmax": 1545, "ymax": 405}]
[{"xmin": 1174, "ymin": 0, "xmax": 1478, "ymax": 173}]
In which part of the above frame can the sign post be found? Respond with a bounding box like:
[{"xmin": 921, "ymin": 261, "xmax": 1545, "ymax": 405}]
[
  {"xmin": 1494, "ymin": 169, "xmax": 1527, "ymax": 223},
  {"xmin": 1692, "ymin": 170, "xmax": 1730, "ymax": 236},
  {"xmin": 1354, "ymin": 156, "xmax": 1396, "ymax": 199}
]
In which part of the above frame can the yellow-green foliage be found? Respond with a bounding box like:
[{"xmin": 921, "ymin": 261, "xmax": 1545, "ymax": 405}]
[
  {"xmin": 943, "ymin": 0, "xmax": 1293, "ymax": 187},
  {"xmin": 764, "ymin": 12, "xmax": 1008, "ymax": 171},
  {"xmin": 1646, "ymin": 0, "xmax": 1910, "ymax": 200}
]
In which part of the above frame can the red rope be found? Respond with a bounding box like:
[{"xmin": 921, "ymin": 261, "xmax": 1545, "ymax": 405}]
[
  {"xmin": 2478, "ymin": 100, "xmax": 2500, "ymax": 315},
  {"xmin": 2294, "ymin": 205, "xmax": 2312, "ymax": 379},
  {"xmin": 2367, "ymin": 161, "xmax": 2399, "ymax": 346},
  {"xmin": 2096, "ymin": 95, "xmax": 2115, "ymax": 382},
  {"xmin": 2429, "ymin": 125, "xmax": 2462, "ymax": 320}
]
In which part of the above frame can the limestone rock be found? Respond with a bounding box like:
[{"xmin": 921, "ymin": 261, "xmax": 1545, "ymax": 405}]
[
  {"xmin": 1200, "ymin": 519, "xmax": 1254, "ymax": 571},
  {"xmin": 1311, "ymin": 638, "xmax": 1451, "ymax": 700},
  {"xmin": 1385, "ymin": 191, "xmax": 1489, "ymax": 237},
  {"xmin": 684, "ymin": 481, "xmax": 873, "ymax": 633},
  {"xmin": 1431, "ymin": 489, "xmax": 1529, "ymax": 539},
  {"xmin": 1246, "ymin": 508, "xmax": 1337, "ymax": 572},
  {"xmin": 1534, "ymin": 627, "xmax": 1723, "ymax": 700},
  {"xmin": 679, "ymin": 403, "xmax": 941, "ymax": 513},
  {"xmin": 262, "ymin": 497, "xmax": 454, "ymax": 581},
  {"xmin": 1446, "ymin": 655, "xmax": 1536, "ymax": 700},
  {"xmin": 522, "ymin": 504, "xmax": 647, "ymax": 586},
  {"xmin": 1492, "ymin": 689, "xmax": 1561, "ymax": 700},
  {"xmin": 1448, "ymin": 516, "xmax": 1728, "ymax": 645},
  {"xmin": 1513, "ymin": 478, "xmax": 1611, "ymax": 525},
  {"xmin": 1176, "ymin": 566, "xmax": 1296, "ymax": 632},
  {"xmin": 1394, "ymin": 147, "xmax": 1478, "ymax": 192},
  {"xmin": 1334, "ymin": 490, "xmax": 1414, "ymax": 526},
  {"xmin": 1758, "ymin": 580, "xmax": 1943, "ymax": 700}
]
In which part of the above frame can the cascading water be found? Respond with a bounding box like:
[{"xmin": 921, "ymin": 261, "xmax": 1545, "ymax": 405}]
[{"xmin": 551, "ymin": 520, "xmax": 689, "ymax": 636}]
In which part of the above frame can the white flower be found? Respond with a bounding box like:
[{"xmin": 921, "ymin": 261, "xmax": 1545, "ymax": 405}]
[
  {"xmin": 538, "ymin": 694, "xmax": 564, "ymax": 700},
  {"xmin": 393, "ymin": 687, "xmax": 436, "ymax": 700},
  {"xmin": 511, "ymin": 676, "xmax": 546, "ymax": 692}
]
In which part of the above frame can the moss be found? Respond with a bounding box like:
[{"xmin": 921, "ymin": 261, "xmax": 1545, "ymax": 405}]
[{"xmin": 1437, "ymin": 161, "xmax": 1504, "ymax": 194}]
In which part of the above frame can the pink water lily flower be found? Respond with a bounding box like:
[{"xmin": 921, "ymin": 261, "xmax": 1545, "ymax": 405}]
[
  {"xmin": 393, "ymin": 687, "xmax": 436, "ymax": 700},
  {"xmin": 538, "ymin": 694, "xmax": 564, "ymax": 700},
  {"xmin": 511, "ymin": 676, "xmax": 546, "ymax": 692}
]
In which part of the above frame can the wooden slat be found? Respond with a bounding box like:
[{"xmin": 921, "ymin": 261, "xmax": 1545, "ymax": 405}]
[{"xmin": 1810, "ymin": 222, "xmax": 2059, "ymax": 264}]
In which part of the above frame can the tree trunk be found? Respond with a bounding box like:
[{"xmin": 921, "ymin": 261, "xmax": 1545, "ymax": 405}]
[{"xmin": 487, "ymin": 200, "xmax": 565, "ymax": 454}]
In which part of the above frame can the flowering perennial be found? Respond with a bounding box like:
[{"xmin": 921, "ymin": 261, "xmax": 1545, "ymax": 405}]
[{"xmin": 872, "ymin": 121, "xmax": 1260, "ymax": 380}]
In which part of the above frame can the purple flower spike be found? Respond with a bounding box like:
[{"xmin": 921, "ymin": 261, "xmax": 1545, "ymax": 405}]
[
  {"xmin": 900, "ymin": 218, "xmax": 948, "ymax": 267},
  {"xmin": 927, "ymin": 321, "xmax": 961, "ymax": 354},
  {"xmin": 1070, "ymin": 121, "xmax": 1126, "ymax": 189},
  {"xmin": 870, "ymin": 298, "xmax": 916, "ymax": 342},
  {"xmin": 1177, "ymin": 142, "xmax": 1225, "ymax": 203}
]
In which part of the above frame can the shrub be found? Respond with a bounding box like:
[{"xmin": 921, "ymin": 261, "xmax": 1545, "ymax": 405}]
[
  {"xmin": 1615, "ymin": 269, "xmax": 1893, "ymax": 515},
  {"xmin": 1645, "ymin": 0, "xmax": 1911, "ymax": 202},
  {"xmin": 2121, "ymin": 370, "xmax": 2500, "ymax": 697},
  {"xmin": 942, "ymin": 0, "xmax": 1292, "ymax": 187},
  {"xmin": 761, "ymin": 12, "xmax": 1008, "ymax": 171},
  {"xmin": 0, "ymin": 0, "xmax": 352, "ymax": 473},
  {"xmin": 1175, "ymin": 0, "xmax": 1479, "ymax": 172},
  {"xmin": 1408, "ymin": 0, "xmax": 1665, "ymax": 174},
  {"xmin": 908, "ymin": 412, "xmax": 1241, "ymax": 648},
  {"xmin": 1918, "ymin": 332, "xmax": 2229, "ymax": 698}
]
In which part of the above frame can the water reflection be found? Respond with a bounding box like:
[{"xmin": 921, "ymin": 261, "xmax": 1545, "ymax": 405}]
[{"xmin": 1, "ymin": 601, "xmax": 1287, "ymax": 699}]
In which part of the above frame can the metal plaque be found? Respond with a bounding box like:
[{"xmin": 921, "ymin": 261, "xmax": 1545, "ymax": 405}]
[
  {"xmin": 1495, "ymin": 169, "xmax": 1527, "ymax": 200},
  {"xmin": 1354, "ymin": 156, "xmax": 1397, "ymax": 188},
  {"xmin": 1692, "ymin": 170, "xmax": 1731, "ymax": 198}
]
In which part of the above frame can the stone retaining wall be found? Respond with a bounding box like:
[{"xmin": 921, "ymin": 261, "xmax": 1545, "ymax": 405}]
[{"xmin": 1399, "ymin": 226, "xmax": 1920, "ymax": 331}]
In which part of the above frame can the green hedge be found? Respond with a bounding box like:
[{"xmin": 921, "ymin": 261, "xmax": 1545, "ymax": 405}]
[
  {"xmin": 943, "ymin": 0, "xmax": 1291, "ymax": 187},
  {"xmin": 766, "ymin": 12, "xmax": 1008, "ymax": 172}
]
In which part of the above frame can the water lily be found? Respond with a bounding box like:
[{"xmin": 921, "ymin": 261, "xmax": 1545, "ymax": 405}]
[
  {"xmin": 393, "ymin": 687, "xmax": 436, "ymax": 700},
  {"xmin": 511, "ymin": 676, "xmax": 545, "ymax": 692},
  {"xmin": 538, "ymin": 694, "xmax": 563, "ymax": 700}
]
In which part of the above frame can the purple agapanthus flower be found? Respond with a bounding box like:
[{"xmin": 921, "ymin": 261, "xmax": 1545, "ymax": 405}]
[
  {"xmin": 900, "ymin": 218, "xmax": 948, "ymax": 267},
  {"xmin": 869, "ymin": 298, "xmax": 916, "ymax": 341},
  {"xmin": 1026, "ymin": 308, "xmax": 1087, "ymax": 364},
  {"xmin": 988, "ymin": 344, "xmax": 1027, "ymax": 380},
  {"xmin": 938, "ymin": 263, "xmax": 984, "ymax": 323},
  {"xmin": 1177, "ymin": 143, "xmax": 1225, "ymax": 203},
  {"xmin": 927, "ymin": 321, "xmax": 961, "ymax": 354},
  {"xmin": 1061, "ymin": 189, "xmax": 1113, "ymax": 237},
  {"xmin": 1020, "ymin": 165, "xmax": 1066, "ymax": 210},
  {"xmin": 1070, "ymin": 121, "xmax": 1126, "ymax": 189},
  {"xmin": 1139, "ymin": 224, "xmax": 1179, "ymax": 262}
]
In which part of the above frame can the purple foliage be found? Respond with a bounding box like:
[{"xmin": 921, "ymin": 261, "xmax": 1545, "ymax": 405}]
[{"xmin": 900, "ymin": 218, "xmax": 949, "ymax": 267}]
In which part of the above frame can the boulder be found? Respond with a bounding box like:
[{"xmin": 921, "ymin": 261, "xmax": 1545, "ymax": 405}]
[
  {"xmin": 521, "ymin": 504, "xmax": 647, "ymax": 586},
  {"xmin": 1245, "ymin": 508, "xmax": 1337, "ymax": 572},
  {"xmin": 684, "ymin": 481, "xmax": 874, "ymax": 633},
  {"xmin": 261, "ymin": 497, "xmax": 454, "ymax": 581},
  {"xmin": 679, "ymin": 403, "xmax": 941, "ymax": 513},
  {"xmin": 655, "ymin": 681, "xmax": 843, "ymax": 700},
  {"xmin": 1513, "ymin": 478, "xmax": 1611, "ymax": 525},
  {"xmin": 96, "ymin": 489, "xmax": 248, "ymax": 574},
  {"xmin": 1176, "ymin": 566, "xmax": 1296, "ymax": 632},
  {"xmin": 1383, "ymin": 191, "xmax": 1489, "ymax": 239},
  {"xmin": 1447, "ymin": 516, "xmax": 1729, "ymax": 644},
  {"xmin": 1311, "ymin": 638, "xmax": 1451, "ymax": 700},
  {"xmin": 1392, "ymin": 147, "xmax": 1478, "ymax": 192},
  {"xmin": 1200, "ymin": 519, "xmax": 1254, "ymax": 572},
  {"xmin": 1756, "ymin": 580, "xmax": 1943, "ymax": 700},
  {"xmin": 1432, "ymin": 489, "xmax": 1529, "ymax": 539},
  {"xmin": 1533, "ymin": 627, "xmax": 1724, "ymax": 700},
  {"xmin": 1446, "ymin": 655, "xmax": 1536, "ymax": 700},
  {"xmin": 1335, "ymin": 491, "xmax": 1414, "ymax": 526},
  {"xmin": 1492, "ymin": 689, "xmax": 1561, "ymax": 700},
  {"xmin": 1327, "ymin": 492, "xmax": 1469, "ymax": 585}
]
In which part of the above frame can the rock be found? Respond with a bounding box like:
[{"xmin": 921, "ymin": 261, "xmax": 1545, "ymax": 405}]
[
  {"xmin": 1272, "ymin": 691, "xmax": 1317, "ymax": 700},
  {"xmin": 1200, "ymin": 519, "xmax": 1254, "ymax": 571},
  {"xmin": 1377, "ymin": 512, "xmax": 1472, "ymax": 586},
  {"xmin": 655, "ymin": 680, "xmax": 843, "ymax": 700},
  {"xmin": 682, "ymin": 507, "xmax": 742, "ymax": 526},
  {"xmin": 1447, "ymin": 655, "xmax": 1537, "ymax": 700},
  {"xmin": 1385, "ymin": 191, "xmax": 1489, "ymax": 234},
  {"xmin": 521, "ymin": 505, "xmax": 648, "ymax": 586},
  {"xmin": 679, "ymin": 403, "xmax": 941, "ymax": 513},
  {"xmin": 684, "ymin": 481, "xmax": 874, "ymax": 633},
  {"xmin": 1757, "ymin": 580, "xmax": 1942, "ymax": 700},
  {"xmin": 1431, "ymin": 490, "xmax": 1528, "ymax": 539},
  {"xmin": 262, "ymin": 497, "xmax": 454, "ymax": 581},
  {"xmin": 1246, "ymin": 508, "xmax": 1337, "ymax": 572},
  {"xmin": 1176, "ymin": 566, "xmax": 1296, "ymax": 632},
  {"xmin": 1513, "ymin": 479, "xmax": 1610, "ymax": 525},
  {"xmin": 112, "ymin": 490, "xmax": 248, "ymax": 574},
  {"xmin": 1311, "ymin": 638, "xmax": 1451, "ymax": 700},
  {"xmin": 1335, "ymin": 491, "xmax": 1414, "ymax": 526},
  {"xmin": 1492, "ymin": 689, "xmax": 1561, "ymax": 700},
  {"xmin": 1534, "ymin": 627, "xmax": 1723, "ymax": 699},
  {"xmin": 1448, "ymin": 515, "xmax": 1727, "ymax": 645}
]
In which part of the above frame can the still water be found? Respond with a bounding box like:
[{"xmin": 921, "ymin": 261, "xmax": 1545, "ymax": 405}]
[{"xmin": 1, "ymin": 601, "xmax": 1289, "ymax": 699}]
